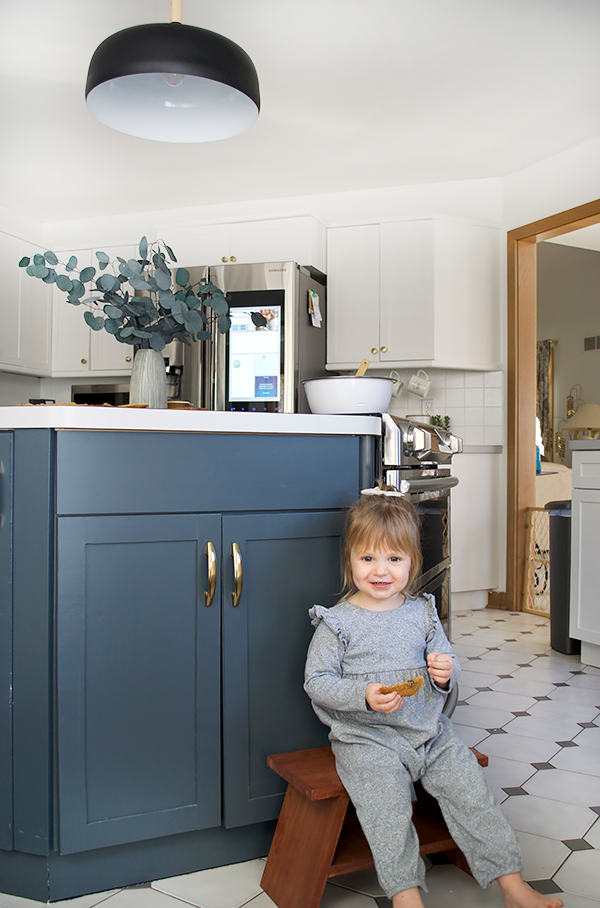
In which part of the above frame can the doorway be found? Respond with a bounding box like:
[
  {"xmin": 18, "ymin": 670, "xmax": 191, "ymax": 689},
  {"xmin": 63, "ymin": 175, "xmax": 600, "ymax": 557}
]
[{"xmin": 503, "ymin": 198, "xmax": 600, "ymax": 611}]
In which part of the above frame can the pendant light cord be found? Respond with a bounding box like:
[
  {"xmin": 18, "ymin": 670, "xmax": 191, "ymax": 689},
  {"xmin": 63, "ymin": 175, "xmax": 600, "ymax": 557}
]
[{"xmin": 170, "ymin": 0, "xmax": 183, "ymax": 23}]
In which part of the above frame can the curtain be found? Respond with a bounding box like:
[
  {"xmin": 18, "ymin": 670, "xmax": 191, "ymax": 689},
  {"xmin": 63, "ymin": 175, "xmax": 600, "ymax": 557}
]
[{"xmin": 536, "ymin": 340, "xmax": 552, "ymax": 453}]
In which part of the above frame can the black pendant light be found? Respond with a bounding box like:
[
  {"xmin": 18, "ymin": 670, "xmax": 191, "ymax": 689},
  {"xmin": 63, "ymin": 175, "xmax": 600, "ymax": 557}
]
[{"xmin": 85, "ymin": 0, "xmax": 260, "ymax": 143}]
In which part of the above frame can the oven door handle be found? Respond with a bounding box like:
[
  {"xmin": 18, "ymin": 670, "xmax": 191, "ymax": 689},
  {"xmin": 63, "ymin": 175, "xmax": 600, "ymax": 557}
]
[{"xmin": 403, "ymin": 476, "xmax": 459, "ymax": 494}]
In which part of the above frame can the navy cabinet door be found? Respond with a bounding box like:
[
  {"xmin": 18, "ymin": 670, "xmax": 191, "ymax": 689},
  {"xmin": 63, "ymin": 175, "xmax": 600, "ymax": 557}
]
[
  {"xmin": 221, "ymin": 510, "xmax": 343, "ymax": 828},
  {"xmin": 0, "ymin": 433, "xmax": 13, "ymax": 851},
  {"xmin": 56, "ymin": 514, "xmax": 221, "ymax": 854}
]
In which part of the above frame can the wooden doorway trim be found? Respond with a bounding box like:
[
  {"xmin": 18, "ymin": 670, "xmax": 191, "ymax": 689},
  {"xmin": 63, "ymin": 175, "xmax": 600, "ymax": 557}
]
[{"xmin": 503, "ymin": 198, "xmax": 600, "ymax": 611}]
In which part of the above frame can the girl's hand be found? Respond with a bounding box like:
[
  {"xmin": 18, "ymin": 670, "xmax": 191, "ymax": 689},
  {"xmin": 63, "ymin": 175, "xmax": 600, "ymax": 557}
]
[
  {"xmin": 365, "ymin": 682, "xmax": 403, "ymax": 713},
  {"xmin": 427, "ymin": 652, "xmax": 454, "ymax": 689}
]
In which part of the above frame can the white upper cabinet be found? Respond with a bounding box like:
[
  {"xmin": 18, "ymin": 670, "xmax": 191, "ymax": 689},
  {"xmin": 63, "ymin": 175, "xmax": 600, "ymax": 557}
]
[
  {"xmin": 327, "ymin": 216, "xmax": 501, "ymax": 371},
  {"xmin": 0, "ymin": 231, "xmax": 51, "ymax": 376},
  {"xmin": 158, "ymin": 215, "xmax": 327, "ymax": 273},
  {"xmin": 52, "ymin": 245, "xmax": 135, "ymax": 376}
]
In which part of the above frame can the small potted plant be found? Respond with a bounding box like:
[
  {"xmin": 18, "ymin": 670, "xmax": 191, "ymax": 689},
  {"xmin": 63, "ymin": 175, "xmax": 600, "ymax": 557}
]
[{"xmin": 19, "ymin": 236, "xmax": 236, "ymax": 408}]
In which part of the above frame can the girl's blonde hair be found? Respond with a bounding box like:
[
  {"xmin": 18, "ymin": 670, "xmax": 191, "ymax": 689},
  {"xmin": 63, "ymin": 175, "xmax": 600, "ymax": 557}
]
[{"xmin": 339, "ymin": 487, "xmax": 422, "ymax": 600}]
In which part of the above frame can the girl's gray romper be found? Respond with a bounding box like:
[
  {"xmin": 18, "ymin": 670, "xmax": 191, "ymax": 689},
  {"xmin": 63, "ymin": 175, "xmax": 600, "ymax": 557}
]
[{"xmin": 304, "ymin": 594, "xmax": 522, "ymax": 899}]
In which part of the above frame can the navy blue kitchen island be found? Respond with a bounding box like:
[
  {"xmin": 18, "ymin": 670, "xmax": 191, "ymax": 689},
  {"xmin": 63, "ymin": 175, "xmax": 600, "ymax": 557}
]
[{"xmin": 0, "ymin": 408, "xmax": 378, "ymax": 901}]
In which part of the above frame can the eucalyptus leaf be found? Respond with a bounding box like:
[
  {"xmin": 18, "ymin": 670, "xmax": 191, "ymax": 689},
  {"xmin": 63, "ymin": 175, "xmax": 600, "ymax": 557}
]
[
  {"xmin": 154, "ymin": 268, "xmax": 171, "ymax": 291},
  {"xmin": 56, "ymin": 274, "xmax": 74, "ymax": 292},
  {"xmin": 205, "ymin": 295, "xmax": 228, "ymax": 316},
  {"xmin": 71, "ymin": 280, "xmax": 85, "ymax": 300},
  {"xmin": 98, "ymin": 273, "xmax": 119, "ymax": 292},
  {"xmin": 103, "ymin": 304, "xmax": 123, "ymax": 318},
  {"xmin": 20, "ymin": 236, "xmax": 231, "ymax": 352},
  {"xmin": 150, "ymin": 333, "xmax": 166, "ymax": 351},
  {"xmin": 84, "ymin": 311, "xmax": 105, "ymax": 331},
  {"xmin": 129, "ymin": 277, "xmax": 152, "ymax": 291},
  {"xmin": 79, "ymin": 266, "xmax": 96, "ymax": 283}
]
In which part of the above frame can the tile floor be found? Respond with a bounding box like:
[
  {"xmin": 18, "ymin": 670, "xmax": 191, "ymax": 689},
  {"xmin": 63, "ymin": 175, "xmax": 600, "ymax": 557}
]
[{"xmin": 1, "ymin": 609, "xmax": 599, "ymax": 908}]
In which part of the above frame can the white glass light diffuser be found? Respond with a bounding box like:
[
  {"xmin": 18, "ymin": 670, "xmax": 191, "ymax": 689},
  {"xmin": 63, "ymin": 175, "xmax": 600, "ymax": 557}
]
[{"xmin": 85, "ymin": 22, "xmax": 260, "ymax": 143}]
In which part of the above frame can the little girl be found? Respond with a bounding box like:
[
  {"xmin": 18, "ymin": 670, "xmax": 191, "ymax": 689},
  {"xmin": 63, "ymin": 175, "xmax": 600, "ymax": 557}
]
[{"xmin": 304, "ymin": 487, "xmax": 564, "ymax": 908}]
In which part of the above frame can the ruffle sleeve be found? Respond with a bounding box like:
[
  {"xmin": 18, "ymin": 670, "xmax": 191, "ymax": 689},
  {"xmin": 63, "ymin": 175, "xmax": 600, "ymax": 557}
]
[{"xmin": 309, "ymin": 605, "xmax": 349, "ymax": 646}]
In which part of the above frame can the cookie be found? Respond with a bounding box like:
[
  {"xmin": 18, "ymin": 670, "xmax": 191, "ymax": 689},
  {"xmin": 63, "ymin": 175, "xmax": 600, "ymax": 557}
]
[{"xmin": 379, "ymin": 676, "xmax": 424, "ymax": 697}]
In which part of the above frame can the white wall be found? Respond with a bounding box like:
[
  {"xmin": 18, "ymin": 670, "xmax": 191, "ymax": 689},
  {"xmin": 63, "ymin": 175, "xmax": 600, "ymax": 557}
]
[{"xmin": 504, "ymin": 135, "xmax": 600, "ymax": 231}]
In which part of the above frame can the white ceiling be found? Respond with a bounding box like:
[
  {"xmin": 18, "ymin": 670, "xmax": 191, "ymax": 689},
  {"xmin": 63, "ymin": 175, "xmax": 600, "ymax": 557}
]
[{"xmin": 1, "ymin": 0, "xmax": 600, "ymax": 225}]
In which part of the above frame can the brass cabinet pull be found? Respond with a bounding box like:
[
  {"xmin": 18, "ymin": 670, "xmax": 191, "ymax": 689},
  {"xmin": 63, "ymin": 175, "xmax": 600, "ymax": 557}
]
[
  {"xmin": 81, "ymin": 358, "xmax": 87, "ymax": 364},
  {"xmin": 371, "ymin": 348, "xmax": 377, "ymax": 355},
  {"xmin": 125, "ymin": 356, "xmax": 132, "ymax": 362},
  {"xmin": 231, "ymin": 542, "xmax": 243, "ymax": 607},
  {"xmin": 205, "ymin": 541, "xmax": 217, "ymax": 607},
  {"xmin": 222, "ymin": 256, "xmax": 228, "ymax": 262},
  {"xmin": 380, "ymin": 345, "xmax": 387, "ymax": 353},
  {"xmin": 230, "ymin": 255, "xmax": 236, "ymax": 262}
]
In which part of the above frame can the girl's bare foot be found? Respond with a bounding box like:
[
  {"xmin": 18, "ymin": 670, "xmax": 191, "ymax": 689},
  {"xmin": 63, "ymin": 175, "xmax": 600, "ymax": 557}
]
[
  {"xmin": 392, "ymin": 886, "xmax": 425, "ymax": 908},
  {"xmin": 497, "ymin": 872, "xmax": 564, "ymax": 908}
]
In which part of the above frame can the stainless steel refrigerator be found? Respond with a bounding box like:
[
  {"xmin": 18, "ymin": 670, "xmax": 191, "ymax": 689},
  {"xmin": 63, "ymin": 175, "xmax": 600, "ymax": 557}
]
[{"xmin": 180, "ymin": 261, "xmax": 327, "ymax": 412}]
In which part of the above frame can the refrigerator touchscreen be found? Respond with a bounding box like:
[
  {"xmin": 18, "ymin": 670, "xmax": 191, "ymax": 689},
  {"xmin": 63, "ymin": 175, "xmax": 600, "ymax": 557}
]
[{"xmin": 227, "ymin": 301, "xmax": 283, "ymax": 409}]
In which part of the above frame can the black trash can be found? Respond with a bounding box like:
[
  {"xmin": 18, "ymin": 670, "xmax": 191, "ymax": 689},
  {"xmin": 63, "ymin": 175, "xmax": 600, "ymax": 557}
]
[{"xmin": 545, "ymin": 500, "xmax": 580, "ymax": 655}]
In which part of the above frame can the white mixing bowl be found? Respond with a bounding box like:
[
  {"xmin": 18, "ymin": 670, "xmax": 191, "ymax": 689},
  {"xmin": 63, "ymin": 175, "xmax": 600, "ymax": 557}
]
[{"xmin": 302, "ymin": 376, "xmax": 394, "ymax": 415}]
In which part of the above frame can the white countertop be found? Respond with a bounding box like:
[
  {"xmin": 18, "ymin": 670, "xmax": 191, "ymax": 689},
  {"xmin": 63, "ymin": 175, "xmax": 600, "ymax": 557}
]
[{"xmin": 0, "ymin": 406, "xmax": 382, "ymax": 436}]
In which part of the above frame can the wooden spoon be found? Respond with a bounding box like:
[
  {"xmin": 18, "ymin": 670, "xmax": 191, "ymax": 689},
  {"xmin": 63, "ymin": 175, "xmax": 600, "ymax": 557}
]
[{"xmin": 355, "ymin": 358, "xmax": 370, "ymax": 376}]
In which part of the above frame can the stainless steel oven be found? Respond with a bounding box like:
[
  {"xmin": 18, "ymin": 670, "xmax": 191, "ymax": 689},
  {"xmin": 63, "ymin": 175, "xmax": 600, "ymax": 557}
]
[{"xmin": 380, "ymin": 414, "xmax": 462, "ymax": 640}]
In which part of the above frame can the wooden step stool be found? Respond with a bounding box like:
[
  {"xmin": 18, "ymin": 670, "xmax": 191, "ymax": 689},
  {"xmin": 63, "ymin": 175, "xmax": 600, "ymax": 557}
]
[{"xmin": 261, "ymin": 744, "xmax": 488, "ymax": 908}]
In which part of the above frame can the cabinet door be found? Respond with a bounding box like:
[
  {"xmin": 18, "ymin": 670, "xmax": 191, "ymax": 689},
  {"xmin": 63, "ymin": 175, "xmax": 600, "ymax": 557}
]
[
  {"xmin": 326, "ymin": 225, "xmax": 380, "ymax": 367},
  {"xmin": 52, "ymin": 249, "xmax": 92, "ymax": 374},
  {"xmin": 0, "ymin": 232, "xmax": 22, "ymax": 368},
  {"xmin": 90, "ymin": 244, "xmax": 136, "ymax": 373},
  {"xmin": 56, "ymin": 513, "xmax": 221, "ymax": 853},
  {"xmin": 379, "ymin": 220, "xmax": 434, "ymax": 363},
  {"xmin": 570, "ymin": 488, "xmax": 600, "ymax": 646},
  {"xmin": 0, "ymin": 433, "xmax": 13, "ymax": 850},
  {"xmin": 221, "ymin": 510, "xmax": 343, "ymax": 828},
  {"xmin": 229, "ymin": 217, "xmax": 325, "ymax": 271}
]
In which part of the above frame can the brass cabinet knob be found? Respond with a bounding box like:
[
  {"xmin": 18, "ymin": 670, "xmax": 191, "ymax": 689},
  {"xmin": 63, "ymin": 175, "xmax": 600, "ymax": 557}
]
[
  {"xmin": 222, "ymin": 256, "xmax": 228, "ymax": 262},
  {"xmin": 381, "ymin": 346, "xmax": 387, "ymax": 353},
  {"xmin": 81, "ymin": 358, "xmax": 87, "ymax": 364},
  {"xmin": 371, "ymin": 348, "xmax": 378, "ymax": 355},
  {"xmin": 230, "ymin": 255, "xmax": 236, "ymax": 262},
  {"xmin": 125, "ymin": 356, "xmax": 132, "ymax": 362}
]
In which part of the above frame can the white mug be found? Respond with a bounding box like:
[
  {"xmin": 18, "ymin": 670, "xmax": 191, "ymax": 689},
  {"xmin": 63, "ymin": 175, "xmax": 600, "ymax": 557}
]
[
  {"xmin": 388, "ymin": 370, "xmax": 404, "ymax": 398},
  {"xmin": 407, "ymin": 369, "xmax": 431, "ymax": 398}
]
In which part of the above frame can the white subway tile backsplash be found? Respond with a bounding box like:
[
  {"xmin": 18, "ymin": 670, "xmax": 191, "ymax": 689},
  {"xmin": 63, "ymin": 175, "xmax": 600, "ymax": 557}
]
[
  {"xmin": 386, "ymin": 369, "xmax": 504, "ymax": 446},
  {"xmin": 445, "ymin": 372, "xmax": 465, "ymax": 389},
  {"xmin": 446, "ymin": 388, "xmax": 465, "ymax": 408},
  {"xmin": 484, "ymin": 387, "xmax": 503, "ymax": 407},
  {"xmin": 484, "ymin": 371, "xmax": 504, "ymax": 388},
  {"xmin": 464, "ymin": 388, "xmax": 484, "ymax": 407},
  {"xmin": 484, "ymin": 407, "xmax": 503, "ymax": 426},
  {"xmin": 465, "ymin": 407, "xmax": 484, "ymax": 425},
  {"xmin": 464, "ymin": 372, "xmax": 484, "ymax": 388}
]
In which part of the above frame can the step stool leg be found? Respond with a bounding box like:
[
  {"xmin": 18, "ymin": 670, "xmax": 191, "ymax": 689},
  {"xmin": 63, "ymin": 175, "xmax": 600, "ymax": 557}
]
[{"xmin": 261, "ymin": 784, "xmax": 350, "ymax": 908}]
